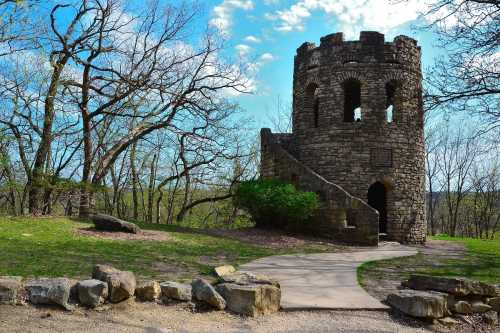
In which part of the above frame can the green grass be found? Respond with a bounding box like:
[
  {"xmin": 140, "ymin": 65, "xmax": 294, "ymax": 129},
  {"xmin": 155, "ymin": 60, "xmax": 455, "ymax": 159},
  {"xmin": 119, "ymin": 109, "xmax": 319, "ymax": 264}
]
[
  {"xmin": 0, "ymin": 216, "xmax": 278, "ymax": 281},
  {"xmin": 358, "ymin": 236, "xmax": 500, "ymax": 287},
  {"xmin": 427, "ymin": 235, "xmax": 500, "ymax": 284}
]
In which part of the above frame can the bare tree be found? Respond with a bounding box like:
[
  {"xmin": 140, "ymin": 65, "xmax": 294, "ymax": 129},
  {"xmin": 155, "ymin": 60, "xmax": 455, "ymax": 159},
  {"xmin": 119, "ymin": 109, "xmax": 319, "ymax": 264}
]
[{"xmin": 414, "ymin": 0, "xmax": 499, "ymax": 127}]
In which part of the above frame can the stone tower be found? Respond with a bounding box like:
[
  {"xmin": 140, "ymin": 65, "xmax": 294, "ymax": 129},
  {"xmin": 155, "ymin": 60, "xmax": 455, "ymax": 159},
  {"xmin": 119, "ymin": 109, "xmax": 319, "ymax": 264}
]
[{"xmin": 261, "ymin": 31, "xmax": 426, "ymax": 245}]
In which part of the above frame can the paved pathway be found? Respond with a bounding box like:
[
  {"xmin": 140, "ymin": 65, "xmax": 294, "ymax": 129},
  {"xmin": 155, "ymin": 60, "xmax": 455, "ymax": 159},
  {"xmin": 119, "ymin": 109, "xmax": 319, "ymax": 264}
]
[{"xmin": 240, "ymin": 242, "xmax": 417, "ymax": 310}]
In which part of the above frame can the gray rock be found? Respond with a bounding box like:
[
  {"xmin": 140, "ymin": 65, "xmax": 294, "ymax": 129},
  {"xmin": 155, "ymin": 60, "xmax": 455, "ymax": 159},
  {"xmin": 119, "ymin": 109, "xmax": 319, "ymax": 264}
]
[
  {"xmin": 92, "ymin": 265, "xmax": 136, "ymax": 303},
  {"xmin": 216, "ymin": 283, "xmax": 281, "ymax": 317},
  {"xmin": 191, "ymin": 278, "xmax": 225, "ymax": 310},
  {"xmin": 471, "ymin": 301, "xmax": 492, "ymax": 313},
  {"xmin": 453, "ymin": 300, "xmax": 473, "ymax": 314},
  {"xmin": 386, "ymin": 289, "xmax": 448, "ymax": 319},
  {"xmin": 403, "ymin": 275, "xmax": 498, "ymax": 297},
  {"xmin": 90, "ymin": 213, "xmax": 140, "ymax": 234},
  {"xmin": 483, "ymin": 310, "xmax": 498, "ymax": 325},
  {"xmin": 25, "ymin": 278, "xmax": 72, "ymax": 310},
  {"xmin": 0, "ymin": 276, "xmax": 22, "ymax": 304},
  {"xmin": 135, "ymin": 280, "xmax": 161, "ymax": 301},
  {"xmin": 77, "ymin": 279, "xmax": 108, "ymax": 308},
  {"xmin": 487, "ymin": 296, "xmax": 500, "ymax": 312},
  {"xmin": 160, "ymin": 282, "xmax": 192, "ymax": 302},
  {"xmin": 220, "ymin": 272, "xmax": 280, "ymax": 288}
]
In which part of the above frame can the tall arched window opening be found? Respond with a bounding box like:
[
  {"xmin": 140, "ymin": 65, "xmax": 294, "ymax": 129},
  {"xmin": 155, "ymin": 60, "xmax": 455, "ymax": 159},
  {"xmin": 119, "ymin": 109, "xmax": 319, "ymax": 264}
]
[
  {"xmin": 305, "ymin": 83, "xmax": 320, "ymax": 128},
  {"xmin": 343, "ymin": 79, "xmax": 361, "ymax": 122},
  {"xmin": 385, "ymin": 81, "xmax": 398, "ymax": 123}
]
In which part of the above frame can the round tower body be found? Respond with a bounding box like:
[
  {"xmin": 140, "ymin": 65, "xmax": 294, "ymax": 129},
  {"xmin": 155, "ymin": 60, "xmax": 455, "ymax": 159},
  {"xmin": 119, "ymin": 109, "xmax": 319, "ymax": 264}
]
[{"xmin": 292, "ymin": 31, "xmax": 426, "ymax": 243}]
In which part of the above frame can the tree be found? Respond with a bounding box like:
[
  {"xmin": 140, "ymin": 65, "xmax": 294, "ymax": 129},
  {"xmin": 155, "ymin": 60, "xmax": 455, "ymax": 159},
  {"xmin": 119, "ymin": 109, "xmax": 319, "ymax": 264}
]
[{"xmin": 417, "ymin": 0, "xmax": 499, "ymax": 127}]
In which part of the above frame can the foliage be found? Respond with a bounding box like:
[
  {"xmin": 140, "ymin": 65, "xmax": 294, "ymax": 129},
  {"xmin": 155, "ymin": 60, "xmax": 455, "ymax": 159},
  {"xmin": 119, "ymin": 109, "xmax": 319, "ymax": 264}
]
[{"xmin": 233, "ymin": 179, "xmax": 319, "ymax": 228}]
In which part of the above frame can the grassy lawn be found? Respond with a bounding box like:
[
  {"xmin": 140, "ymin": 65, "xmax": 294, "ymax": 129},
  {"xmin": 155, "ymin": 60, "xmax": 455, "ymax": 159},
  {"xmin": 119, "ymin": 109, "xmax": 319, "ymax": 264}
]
[
  {"xmin": 427, "ymin": 235, "xmax": 500, "ymax": 284},
  {"xmin": 0, "ymin": 216, "xmax": 283, "ymax": 281},
  {"xmin": 358, "ymin": 236, "xmax": 500, "ymax": 289}
]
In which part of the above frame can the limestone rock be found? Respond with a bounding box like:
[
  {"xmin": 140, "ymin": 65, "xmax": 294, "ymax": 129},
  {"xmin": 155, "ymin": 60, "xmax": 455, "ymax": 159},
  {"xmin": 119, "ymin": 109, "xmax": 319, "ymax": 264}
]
[
  {"xmin": 25, "ymin": 278, "xmax": 72, "ymax": 310},
  {"xmin": 453, "ymin": 300, "xmax": 473, "ymax": 314},
  {"xmin": 220, "ymin": 272, "xmax": 280, "ymax": 288},
  {"xmin": 403, "ymin": 275, "xmax": 498, "ymax": 297},
  {"xmin": 483, "ymin": 310, "xmax": 498, "ymax": 325},
  {"xmin": 386, "ymin": 289, "xmax": 448, "ymax": 319},
  {"xmin": 216, "ymin": 283, "xmax": 281, "ymax": 317},
  {"xmin": 471, "ymin": 301, "xmax": 491, "ymax": 313},
  {"xmin": 438, "ymin": 317, "xmax": 459, "ymax": 327},
  {"xmin": 0, "ymin": 276, "xmax": 22, "ymax": 305},
  {"xmin": 92, "ymin": 265, "xmax": 136, "ymax": 303},
  {"xmin": 191, "ymin": 278, "xmax": 225, "ymax": 310},
  {"xmin": 77, "ymin": 279, "xmax": 108, "ymax": 308},
  {"xmin": 487, "ymin": 297, "xmax": 500, "ymax": 312},
  {"xmin": 160, "ymin": 282, "xmax": 192, "ymax": 302},
  {"xmin": 214, "ymin": 265, "xmax": 236, "ymax": 278},
  {"xmin": 90, "ymin": 213, "xmax": 140, "ymax": 234},
  {"xmin": 135, "ymin": 280, "xmax": 161, "ymax": 301}
]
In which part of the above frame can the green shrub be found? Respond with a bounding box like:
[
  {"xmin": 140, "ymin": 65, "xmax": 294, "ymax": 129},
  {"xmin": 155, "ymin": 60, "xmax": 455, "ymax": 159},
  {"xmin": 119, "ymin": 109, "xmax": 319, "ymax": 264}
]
[{"xmin": 233, "ymin": 179, "xmax": 319, "ymax": 228}]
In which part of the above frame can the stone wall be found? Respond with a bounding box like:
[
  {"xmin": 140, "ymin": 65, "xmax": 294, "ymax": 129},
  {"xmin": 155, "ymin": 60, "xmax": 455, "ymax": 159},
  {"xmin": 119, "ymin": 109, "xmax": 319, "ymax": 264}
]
[
  {"xmin": 262, "ymin": 31, "xmax": 426, "ymax": 244},
  {"xmin": 261, "ymin": 129, "xmax": 379, "ymax": 246}
]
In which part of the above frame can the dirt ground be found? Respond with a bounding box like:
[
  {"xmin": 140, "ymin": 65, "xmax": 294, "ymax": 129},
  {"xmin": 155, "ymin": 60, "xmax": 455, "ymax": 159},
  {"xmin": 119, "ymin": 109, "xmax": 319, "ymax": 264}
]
[
  {"xmin": 75, "ymin": 227, "xmax": 171, "ymax": 242},
  {"xmin": 361, "ymin": 240, "xmax": 467, "ymax": 301},
  {"xmin": 0, "ymin": 301, "xmax": 467, "ymax": 333},
  {"xmin": 204, "ymin": 227, "xmax": 348, "ymax": 251}
]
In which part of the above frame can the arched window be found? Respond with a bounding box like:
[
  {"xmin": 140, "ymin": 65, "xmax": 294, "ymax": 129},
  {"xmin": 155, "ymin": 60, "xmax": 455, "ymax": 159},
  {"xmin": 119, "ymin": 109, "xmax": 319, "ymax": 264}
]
[
  {"xmin": 305, "ymin": 83, "xmax": 319, "ymax": 128},
  {"xmin": 343, "ymin": 79, "xmax": 361, "ymax": 122},
  {"xmin": 385, "ymin": 81, "xmax": 398, "ymax": 123}
]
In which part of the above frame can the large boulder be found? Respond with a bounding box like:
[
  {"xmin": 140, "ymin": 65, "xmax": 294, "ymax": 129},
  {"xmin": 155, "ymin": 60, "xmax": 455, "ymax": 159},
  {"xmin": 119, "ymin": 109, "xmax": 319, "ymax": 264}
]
[
  {"xmin": 77, "ymin": 279, "xmax": 108, "ymax": 308},
  {"xmin": 0, "ymin": 276, "xmax": 23, "ymax": 305},
  {"xmin": 191, "ymin": 278, "xmax": 226, "ymax": 310},
  {"xmin": 220, "ymin": 272, "xmax": 280, "ymax": 288},
  {"xmin": 135, "ymin": 280, "xmax": 161, "ymax": 301},
  {"xmin": 25, "ymin": 278, "xmax": 72, "ymax": 310},
  {"xmin": 387, "ymin": 289, "xmax": 449, "ymax": 319},
  {"xmin": 92, "ymin": 265, "xmax": 136, "ymax": 303},
  {"xmin": 403, "ymin": 275, "xmax": 498, "ymax": 297},
  {"xmin": 160, "ymin": 281, "xmax": 192, "ymax": 302},
  {"xmin": 216, "ymin": 283, "xmax": 281, "ymax": 317},
  {"xmin": 90, "ymin": 213, "xmax": 140, "ymax": 234}
]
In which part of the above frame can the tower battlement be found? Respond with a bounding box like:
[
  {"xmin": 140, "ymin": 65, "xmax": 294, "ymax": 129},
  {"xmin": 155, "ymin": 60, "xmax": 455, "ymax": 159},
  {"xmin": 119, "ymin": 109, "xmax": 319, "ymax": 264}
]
[{"xmin": 295, "ymin": 31, "xmax": 421, "ymax": 72}]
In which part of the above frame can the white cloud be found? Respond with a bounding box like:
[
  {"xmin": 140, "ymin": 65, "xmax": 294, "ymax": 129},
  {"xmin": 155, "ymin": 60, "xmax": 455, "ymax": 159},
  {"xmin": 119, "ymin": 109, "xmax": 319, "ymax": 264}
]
[
  {"xmin": 260, "ymin": 53, "xmax": 275, "ymax": 62},
  {"xmin": 235, "ymin": 44, "xmax": 252, "ymax": 57},
  {"xmin": 266, "ymin": 0, "xmax": 429, "ymax": 38},
  {"xmin": 244, "ymin": 35, "xmax": 261, "ymax": 43},
  {"xmin": 210, "ymin": 0, "xmax": 254, "ymax": 37}
]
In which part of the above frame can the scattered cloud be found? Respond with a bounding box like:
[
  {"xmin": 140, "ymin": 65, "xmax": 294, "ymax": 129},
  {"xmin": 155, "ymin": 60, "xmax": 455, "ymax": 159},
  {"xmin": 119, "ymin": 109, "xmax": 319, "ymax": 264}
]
[
  {"xmin": 244, "ymin": 35, "xmax": 261, "ymax": 43},
  {"xmin": 260, "ymin": 53, "xmax": 275, "ymax": 62},
  {"xmin": 235, "ymin": 44, "xmax": 252, "ymax": 57},
  {"xmin": 266, "ymin": 0, "xmax": 429, "ymax": 38},
  {"xmin": 210, "ymin": 0, "xmax": 254, "ymax": 37}
]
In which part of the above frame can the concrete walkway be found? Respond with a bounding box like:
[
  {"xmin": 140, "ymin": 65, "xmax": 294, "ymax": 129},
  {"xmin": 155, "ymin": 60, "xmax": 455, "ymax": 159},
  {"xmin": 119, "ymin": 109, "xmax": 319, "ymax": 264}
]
[{"xmin": 240, "ymin": 242, "xmax": 417, "ymax": 310}]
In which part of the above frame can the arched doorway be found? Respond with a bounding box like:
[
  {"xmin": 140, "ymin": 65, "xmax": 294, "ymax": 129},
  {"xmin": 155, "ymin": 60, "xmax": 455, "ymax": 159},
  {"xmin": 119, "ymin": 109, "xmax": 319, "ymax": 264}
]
[{"xmin": 367, "ymin": 182, "xmax": 387, "ymax": 233}]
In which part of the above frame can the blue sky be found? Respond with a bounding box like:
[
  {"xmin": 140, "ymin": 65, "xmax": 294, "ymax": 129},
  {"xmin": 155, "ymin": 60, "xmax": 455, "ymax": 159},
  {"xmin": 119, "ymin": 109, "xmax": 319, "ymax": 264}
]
[{"xmin": 197, "ymin": 0, "xmax": 441, "ymax": 129}]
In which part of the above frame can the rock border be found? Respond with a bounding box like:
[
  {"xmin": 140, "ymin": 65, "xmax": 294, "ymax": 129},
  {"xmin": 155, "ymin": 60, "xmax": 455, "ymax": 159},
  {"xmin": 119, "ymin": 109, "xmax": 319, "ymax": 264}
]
[
  {"xmin": 0, "ymin": 265, "xmax": 281, "ymax": 318},
  {"xmin": 387, "ymin": 274, "xmax": 499, "ymax": 327}
]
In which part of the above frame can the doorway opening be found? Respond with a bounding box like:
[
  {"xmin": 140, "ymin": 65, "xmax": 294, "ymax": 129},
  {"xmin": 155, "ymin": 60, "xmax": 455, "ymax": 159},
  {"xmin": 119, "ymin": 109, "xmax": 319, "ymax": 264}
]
[{"xmin": 367, "ymin": 181, "xmax": 387, "ymax": 233}]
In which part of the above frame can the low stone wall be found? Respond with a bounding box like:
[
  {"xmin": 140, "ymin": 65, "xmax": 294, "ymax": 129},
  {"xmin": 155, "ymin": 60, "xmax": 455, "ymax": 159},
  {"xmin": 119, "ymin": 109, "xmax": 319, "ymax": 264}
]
[
  {"xmin": 0, "ymin": 265, "xmax": 280, "ymax": 318},
  {"xmin": 261, "ymin": 128, "xmax": 379, "ymax": 246}
]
